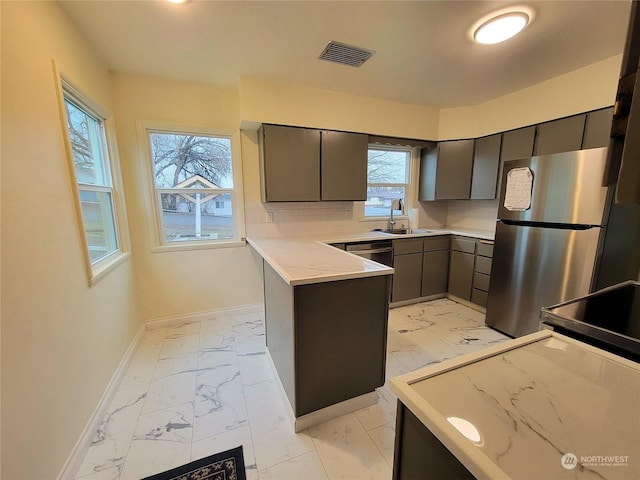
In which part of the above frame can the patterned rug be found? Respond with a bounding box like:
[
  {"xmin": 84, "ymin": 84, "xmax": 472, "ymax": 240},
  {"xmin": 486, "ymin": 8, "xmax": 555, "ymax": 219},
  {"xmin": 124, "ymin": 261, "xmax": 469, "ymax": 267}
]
[{"xmin": 142, "ymin": 445, "xmax": 246, "ymax": 480}]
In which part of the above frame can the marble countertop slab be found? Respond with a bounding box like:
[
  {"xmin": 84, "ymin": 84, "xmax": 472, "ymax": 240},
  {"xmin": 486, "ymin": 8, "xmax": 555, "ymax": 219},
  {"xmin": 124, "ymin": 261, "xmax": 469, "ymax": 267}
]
[
  {"xmin": 389, "ymin": 330, "xmax": 640, "ymax": 480},
  {"xmin": 247, "ymin": 236, "xmax": 394, "ymax": 286},
  {"xmin": 247, "ymin": 227, "xmax": 494, "ymax": 286}
]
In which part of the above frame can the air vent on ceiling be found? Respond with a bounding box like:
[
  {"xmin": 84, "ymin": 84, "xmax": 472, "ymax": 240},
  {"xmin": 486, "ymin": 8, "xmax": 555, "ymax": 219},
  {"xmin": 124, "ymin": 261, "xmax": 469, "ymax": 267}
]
[{"xmin": 318, "ymin": 41, "xmax": 374, "ymax": 67}]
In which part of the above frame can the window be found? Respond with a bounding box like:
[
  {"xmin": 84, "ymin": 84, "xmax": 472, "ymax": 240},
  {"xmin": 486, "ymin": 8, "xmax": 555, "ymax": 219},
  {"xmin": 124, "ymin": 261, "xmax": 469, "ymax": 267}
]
[
  {"xmin": 147, "ymin": 130, "xmax": 238, "ymax": 245},
  {"xmin": 364, "ymin": 146, "xmax": 411, "ymax": 217},
  {"xmin": 63, "ymin": 95, "xmax": 119, "ymax": 264}
]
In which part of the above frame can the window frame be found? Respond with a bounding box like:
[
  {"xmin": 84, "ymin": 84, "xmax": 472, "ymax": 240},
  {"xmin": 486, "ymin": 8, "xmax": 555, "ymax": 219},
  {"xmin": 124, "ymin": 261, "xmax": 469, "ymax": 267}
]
[
  {"xmin": 137, "ymin": 121, "xmax": 246, "ymax": 252},
  {"xmin": 360, "ymin": 144, "xmax": 417, "ymax": 223},
  {"xmin": 54, "ymin": 66, "xmax": 130, "ymax": 286}
]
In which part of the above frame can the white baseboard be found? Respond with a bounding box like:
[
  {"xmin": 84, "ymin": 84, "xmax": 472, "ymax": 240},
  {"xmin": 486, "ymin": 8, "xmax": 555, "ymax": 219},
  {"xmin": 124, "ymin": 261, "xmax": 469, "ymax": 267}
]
[
  {"xmin": 446, "ymin": 294, "xmax": 486, "ymax": 313},
  {"xmin": 145, "ymin": 303, "xmax": 264, "ymax": 330},
  {"xmin": 57, "ymin": 321, "xmax": 146, "ymax": 480},
  {"xmin": 59, "ymin": 303, "xmax": 265, "ymax": 480}
]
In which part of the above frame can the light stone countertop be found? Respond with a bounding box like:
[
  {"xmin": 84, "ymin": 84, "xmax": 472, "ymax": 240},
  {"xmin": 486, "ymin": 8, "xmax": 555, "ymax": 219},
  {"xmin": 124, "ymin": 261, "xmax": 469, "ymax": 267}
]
[
  {"xmin": 389, "ymin": 330, "xmax": 640, "ymax": 480},
  {"xmin": 247, "ymin": 227, "xmax": 495, "ymax": 286}
]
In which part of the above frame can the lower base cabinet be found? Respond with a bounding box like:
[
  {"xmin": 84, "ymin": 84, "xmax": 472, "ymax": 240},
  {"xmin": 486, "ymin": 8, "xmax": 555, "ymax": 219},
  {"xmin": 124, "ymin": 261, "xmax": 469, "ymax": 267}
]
[
  {"xmin": 393, "ymin": 402, "xmax": 475, "ymax": 480},
  {"xmin": 448, "ymin": 250, "xmax": 474, "ymax": 300},
  {"xmin": 264, "ymin": 262, "xmax": 391, "ymax": 416},
  {"xmin": 422, "ymin": 250, "xmax": 449, "ymax": 297},
  {"xmin": 392, "ymin": 252, "xmax": 423, "ymax": 302}
]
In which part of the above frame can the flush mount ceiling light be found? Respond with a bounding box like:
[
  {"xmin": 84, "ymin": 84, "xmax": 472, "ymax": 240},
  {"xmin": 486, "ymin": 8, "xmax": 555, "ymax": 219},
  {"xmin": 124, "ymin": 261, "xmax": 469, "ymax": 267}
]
[{"xmin": 471, "ymin": 6, "xmax": 533, "ymax": 45}]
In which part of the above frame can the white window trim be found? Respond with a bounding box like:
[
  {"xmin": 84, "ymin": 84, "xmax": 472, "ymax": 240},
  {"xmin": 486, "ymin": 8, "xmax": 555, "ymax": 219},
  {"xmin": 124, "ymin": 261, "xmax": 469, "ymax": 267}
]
[
  {"xmin": 359, "ymin": 145, "xmax": 419, "ymax": 224},
  {"xmin": 53, "ymin": 61, "xmax": 131, "ymax": 286},
  {"xmin": 136, "ymin": 120, "xmax": 246, "ymax": 253}
]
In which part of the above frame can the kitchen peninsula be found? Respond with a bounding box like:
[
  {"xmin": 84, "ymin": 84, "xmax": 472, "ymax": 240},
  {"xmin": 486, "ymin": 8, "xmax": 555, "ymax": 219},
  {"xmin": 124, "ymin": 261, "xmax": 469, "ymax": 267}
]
[{"xmin": 248, "ymin": 234, "xmax": 394, "ymax": 431}]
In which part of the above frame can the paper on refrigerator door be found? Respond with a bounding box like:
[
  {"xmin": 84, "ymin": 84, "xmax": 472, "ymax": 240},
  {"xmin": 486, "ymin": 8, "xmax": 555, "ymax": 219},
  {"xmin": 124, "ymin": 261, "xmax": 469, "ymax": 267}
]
[{"xmin": 504, "ymin": 167, "xmax": 533, "ymax": 211}]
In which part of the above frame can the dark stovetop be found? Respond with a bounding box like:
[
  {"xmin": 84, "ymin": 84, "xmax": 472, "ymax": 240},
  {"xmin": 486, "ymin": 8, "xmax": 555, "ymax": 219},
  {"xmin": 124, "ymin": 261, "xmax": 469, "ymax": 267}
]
[{"xmin": 541, "ymin": 281, "xmax": 640, "ymax": 362}]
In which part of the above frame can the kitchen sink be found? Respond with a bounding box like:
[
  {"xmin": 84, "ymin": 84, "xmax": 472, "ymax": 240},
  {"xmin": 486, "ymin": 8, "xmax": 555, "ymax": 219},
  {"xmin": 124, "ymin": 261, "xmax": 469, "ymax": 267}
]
[{"xmin": 372, "ymin": 228, "xmax": 434, "ymax": 235}]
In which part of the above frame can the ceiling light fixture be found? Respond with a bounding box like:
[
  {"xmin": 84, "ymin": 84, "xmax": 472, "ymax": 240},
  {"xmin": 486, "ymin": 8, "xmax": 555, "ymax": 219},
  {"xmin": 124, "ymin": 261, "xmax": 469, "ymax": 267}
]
[
  {"xmin": 471, "ymin": 7, "xmax": 533, "ymax": 45},
  {"xmin": 167, "ymin": 0, "xmax": 189, "ymax": 4}
]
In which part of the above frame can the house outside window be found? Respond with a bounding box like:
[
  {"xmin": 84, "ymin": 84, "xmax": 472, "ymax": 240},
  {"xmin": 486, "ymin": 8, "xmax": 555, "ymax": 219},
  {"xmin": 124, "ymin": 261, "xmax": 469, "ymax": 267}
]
[
  {"xmin": 364, "ymin": 146, "xmax": 412, "ymax": 217},
  {"xmin": 63, "ymin": 95, "xmax": 120, "ymax": 264},
  {"xmin": 146, "ymin": 130, "xmax": 239, "ymax": 245}
]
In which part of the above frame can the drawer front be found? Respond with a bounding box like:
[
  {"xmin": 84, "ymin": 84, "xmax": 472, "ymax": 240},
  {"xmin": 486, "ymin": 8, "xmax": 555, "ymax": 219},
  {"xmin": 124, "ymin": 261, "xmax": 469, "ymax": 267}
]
[
  {"xmin": 423, "ymin": 236, "xmax": 450, "ymax": 252},
  {"xmin": 394, "ymin": 238, "xmax": 424, "ymax": 255},
  {"xmin": 476, "ymin": 241, "xmax": 494, "ymax": 258},
  {"xmin": 471, "ymin": 288, "xmax": 488, "ymax": 307},
  {"xmin": 473, "ymin": 272, "xmax": 490, "ymax": 291},
  {"xmin": 474, "ymin": 255, "xmax": 492, "ymax": 275},
  {"xmin": 451, "ymin": 237, "xmax": 476, "ymax": 254}
]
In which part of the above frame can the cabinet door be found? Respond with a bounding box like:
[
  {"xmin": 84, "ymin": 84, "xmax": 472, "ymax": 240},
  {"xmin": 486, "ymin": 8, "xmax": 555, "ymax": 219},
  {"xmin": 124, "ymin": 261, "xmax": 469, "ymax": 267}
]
[
  {"xmin": 260, "ymin": 125, "xmax": 320, "ymax": 202},
  {"xmin": 582, "ymin": 107, "xmax": 613, "ymax": 149},
  {"xmin": 471, "ymin": 134, "xmax": 502, "ymax": 200},
  {"xmin": 418, "ymin": 147, "xmax": 437, "ymax": 201},
  {"xmin": 421, "ymin": 250, "xmax": 449, "ymax": 297},
  {"xmin": 321, "ymin": 131, "xmax": 368, "ymax": 201},
  {"xmin": 435, "ymin": 140, "xmax": 474, "ymax": 200},
  {"xmin": 501, "ymin": 126, "xmax": 535, "ymax": 162},
  {"xmin": 534, "ymin": 115, "xmax": 586, "ymax": 156},
  {"xmin": 392, "ymin": 253, "xmax": 423, "ymax": 302},
  {"xmin": 448, "ymin": 250, "xmax": 474, "ymax": 300}
]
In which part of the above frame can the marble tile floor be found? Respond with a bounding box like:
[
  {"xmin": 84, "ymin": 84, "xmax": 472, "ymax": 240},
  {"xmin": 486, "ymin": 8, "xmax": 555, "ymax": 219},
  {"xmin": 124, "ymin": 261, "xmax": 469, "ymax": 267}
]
[{"xmin": 76, "ymin": 298, "xmax": 509, "ymax": 480}]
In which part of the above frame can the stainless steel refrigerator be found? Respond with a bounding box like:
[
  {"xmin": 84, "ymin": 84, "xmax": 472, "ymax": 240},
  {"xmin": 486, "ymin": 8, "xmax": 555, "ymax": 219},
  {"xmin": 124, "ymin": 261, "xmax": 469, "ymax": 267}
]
[{"xmin": 485, "ymin": 147, "xmax": 611, "ymax": 337}]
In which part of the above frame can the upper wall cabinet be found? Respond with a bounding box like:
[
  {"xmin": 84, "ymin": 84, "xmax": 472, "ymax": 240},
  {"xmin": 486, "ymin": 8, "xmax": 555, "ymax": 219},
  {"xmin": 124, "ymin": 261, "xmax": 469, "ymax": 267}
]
[
  {"xmin": 259, "ymin": 124, "xmax": 368, "ymax": 202},
  {"xmin": 321, "ymin": 130, "xmax": 368, "ymax": 201},
  {"xmin": 259, "ymin": 124, "xmax": 321, "ymax": 202},
  {"xmin": 534, "ymin": 114, "xmax": 586, "ymax": 156},
  {"xmin": 419, "ymin": 139, "xmax": 474, "ymax": 201},
  {"xmin": 471, "ymin": 133, "xmax": 502, "ymax": 200},
  {"xmin": 500, "ymin": 126, "xmax": 535, "ymax": 162},
  {"xmin": 582, "ymin": 107, "xmax": 614, "ymax": 149}
]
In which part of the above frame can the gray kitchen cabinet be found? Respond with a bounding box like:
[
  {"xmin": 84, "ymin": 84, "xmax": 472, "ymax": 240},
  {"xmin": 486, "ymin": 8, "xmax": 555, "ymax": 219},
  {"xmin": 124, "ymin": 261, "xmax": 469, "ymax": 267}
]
[
  {"xmin": 321, "ymin": 130, "xmax": 368, "ymax": 201},
  {"xmin": 448, "ymin": 237, "xmax": 475, "ymax": 301},
  {"xmin": 393, "ymin": 402, "xmax": 475, "ymax": 480},
  {"xmin": 259, "ymin": 124, "xmax": 368, "ymax": 202},
  {"xmin": 259, "ymin": 124, "xmax": 321, "ymax": 202},
  {"xmin": 471, "ymin": 240, "xmax": 494, "ymax": 308},
  {"xmin": 421, "ymin": 236, "xmax": 450, "ymax": 297},
  {"xmin": 534, "ymin": 114, "xmax": 586, "ymax": 156},
  {"xmin": 419, "ymin": 139, "xmax": 474, "ymax": 200},
  {"xmin": 392, "ymin": 239, "xmax": 423, "ymax": 302},
  {"xmin": 263, "ymin": 262, "xmax": 391, "ymax": 417},
  {"xmin": 582, "ymin": 107, "xmax": 614, "ymax": 149},
  {"xmin": 471, "ymin": 133, "xmax": 502, "ymax": 200},
  {"xmin": 501, "ymin": 126, "xmax": 535, "ymax": 162}
]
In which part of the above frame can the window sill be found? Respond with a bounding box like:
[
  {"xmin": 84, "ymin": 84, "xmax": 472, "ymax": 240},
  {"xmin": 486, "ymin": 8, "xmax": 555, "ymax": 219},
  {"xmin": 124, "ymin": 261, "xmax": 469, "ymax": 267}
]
[
  {"xmin": 151, "ymin": 238, "xmax": 247, "ymax": 254},
  {"xmin": 89, "ymin": 251, "xmax": 132, "ymax": 287}
]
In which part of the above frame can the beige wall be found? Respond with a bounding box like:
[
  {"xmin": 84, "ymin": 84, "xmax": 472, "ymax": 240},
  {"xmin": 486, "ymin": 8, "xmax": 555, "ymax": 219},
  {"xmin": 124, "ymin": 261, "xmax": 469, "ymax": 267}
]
[
  {"xmin": 239, "ymin": 77, "xmax": 440, "ymax": 139},
  {"xmin": 1, "ymin": 2, "xmax": 141, "ymax": 479},
  {"xmin": 110, "ymin": 73, "xmax": 264, "ymax": 321},
  {"xmin": 438, "ymin": 55, "xmax": 622, "ymax": 140}
]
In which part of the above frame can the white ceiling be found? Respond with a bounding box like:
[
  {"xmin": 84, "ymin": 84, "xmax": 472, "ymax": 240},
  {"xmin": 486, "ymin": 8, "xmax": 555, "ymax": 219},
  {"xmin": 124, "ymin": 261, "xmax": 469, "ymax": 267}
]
[{"xmin": 58, "ymin": 0, "xmax": 632, "ymax": 108}]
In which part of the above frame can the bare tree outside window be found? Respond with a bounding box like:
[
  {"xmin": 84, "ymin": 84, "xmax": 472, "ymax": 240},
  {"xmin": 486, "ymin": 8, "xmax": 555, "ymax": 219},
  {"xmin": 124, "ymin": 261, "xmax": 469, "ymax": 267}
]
[
  {"xmin": 63, "ymin": 97, "xmax": 118, "ymax": 263},
  {"xmin": 148, "ymin": 131, "xmax": 235, "ymax": 243},
  {"xmin": 365, "ymin": 148, "xmax": 410, "ymax": 217}
]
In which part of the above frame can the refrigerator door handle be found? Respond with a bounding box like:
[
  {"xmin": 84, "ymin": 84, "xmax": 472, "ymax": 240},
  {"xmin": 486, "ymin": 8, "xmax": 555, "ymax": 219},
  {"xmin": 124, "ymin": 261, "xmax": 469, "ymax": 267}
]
[{"xmin": 500, "ymin": 219, "xmax": 597, "ymax": 230}]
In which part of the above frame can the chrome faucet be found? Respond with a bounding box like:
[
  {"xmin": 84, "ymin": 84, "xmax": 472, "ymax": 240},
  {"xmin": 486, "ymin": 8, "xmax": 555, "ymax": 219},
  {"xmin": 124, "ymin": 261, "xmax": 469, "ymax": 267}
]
[{"xmin": 389, "ymin": 198, "xmax": 403, "ymax": 230}]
